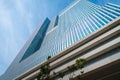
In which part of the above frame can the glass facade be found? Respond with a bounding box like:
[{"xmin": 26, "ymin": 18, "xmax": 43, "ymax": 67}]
[
  {"xmin": 20, "ymin": 18, "xmax": 50, "ymax": 62},
  {"xmin": 38, "ymin": 0, "xmax": 120, "ymax": 63},
  {"xmin": 54, "ymin": 16, "xmax": 59, "ymax": 27},
  {"xmin": 89, "ymin": 0, "xmax": 120, "ymax": 6},
  {"xmin": 14, "ymin": 2, "xmax": 120, "ymax": 79},
  {"xmin": 1, "ymin": 0, "xmax": 120, "ymax": 80}
]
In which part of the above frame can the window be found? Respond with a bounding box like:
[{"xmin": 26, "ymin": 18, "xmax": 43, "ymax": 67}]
[
  {"xmin": 54, "ymin": 16, "xmax": 59, "ymax": 27},
  {"xmin": 20, "ymin": 18, "xmax": 50, "ymax": 62}
]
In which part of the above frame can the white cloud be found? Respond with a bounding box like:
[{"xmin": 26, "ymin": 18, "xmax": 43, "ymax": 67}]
[
  {"xmin": 0, "ymin": 0, "xmax": 34, "ymax": 75},
  {"xmin": 0, "ymin": 0, "xmax": 19, "ymax": 64},
  {"xmin": 14, "ymin": 0, "xmax": 35, "ymax": 34},
  {"xmin": 0, "ymin": 0, "xmax": 40, "ymax": 76}
]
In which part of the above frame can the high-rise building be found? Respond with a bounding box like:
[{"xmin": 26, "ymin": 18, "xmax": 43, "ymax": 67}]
[{"xmin": 0, "ymin": 0, "xmax": 120, "ymax": 80}]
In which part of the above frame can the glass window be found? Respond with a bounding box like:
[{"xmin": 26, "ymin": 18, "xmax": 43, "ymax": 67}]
[
  {"xmin": 20, "ymin": 18, "xmax": 50, "ymax": 62},
  {"xmin": 96, "ymin": 12, "xmax": 108, "ymax": 24},
  {"xmin": 98, "ymin": 10, "xmax": 112, "ymax": 21},
  {"xmin": 105, "ymin": 5, "xmax": 120, "ymax": 13},
  {"xmin": 54, "ymin": 16, "xmax": 59, "ymax": 27},
  {"xmin": 101, "ymin": 9, "xmax": 116, "ymax": 19},
  {"xmin": 107, "ymin": 3, "xmax": 120, "ymax": 9},
  {"xmin": 103, "ymin": 7, "xmax": 120, "ymax": 16}
]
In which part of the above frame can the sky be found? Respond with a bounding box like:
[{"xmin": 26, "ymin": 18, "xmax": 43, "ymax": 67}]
[
  {"xmin": 0, "ymin": 0, "xmax": 120, "ymax": 76},
  {"xmin": 0, "ymin": 0, "xmax": 75, "ymax": 76}
]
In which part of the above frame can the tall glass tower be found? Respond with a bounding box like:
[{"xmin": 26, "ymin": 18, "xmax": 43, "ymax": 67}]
[{"xmin": 0, "ymin": 0, "xmax": 120, "ymax": 80}]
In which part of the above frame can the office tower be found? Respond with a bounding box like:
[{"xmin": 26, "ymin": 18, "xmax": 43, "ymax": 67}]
[{"xmin": 0, "ymin": 0, "xmax": 120, "ymax": 80}]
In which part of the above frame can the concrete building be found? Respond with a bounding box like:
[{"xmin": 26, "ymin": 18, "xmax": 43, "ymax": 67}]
[{"xmin": 0, "ymin": 0, "xmax": 120, "ymax": 80}]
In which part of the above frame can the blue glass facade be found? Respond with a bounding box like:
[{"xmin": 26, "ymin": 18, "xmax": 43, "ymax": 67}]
[
  {"xmin": 0, "ymin": 0, "xmax": 120, "ymax": 80},
  {"xmin": 89, "ymin": 0, "xmax": 120, "ymax": 6},
  {"xmin": 40, "ymin": 0, "xmax": 120, "ymax": 62},
  {"xmin": 54, "ymin": 16, "xmax": 59, "ymax": 27},
  {"xmin": 20, "ymin": 18, "xmax": 50, "ymax": 62}
]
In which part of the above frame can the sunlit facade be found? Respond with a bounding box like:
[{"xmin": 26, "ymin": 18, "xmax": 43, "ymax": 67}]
[{"xmin": 0, "ymin": 0, "xmax": 120, "ymax": 80}]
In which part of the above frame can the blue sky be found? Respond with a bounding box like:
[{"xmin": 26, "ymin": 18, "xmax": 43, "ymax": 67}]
[
  {"xmin": 0, "ymin": 0, "xmax": 74, "ymax": 76},
  {"xmin": 0, "ymin": 0, "xmax": 120, "ymax": 76}
]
